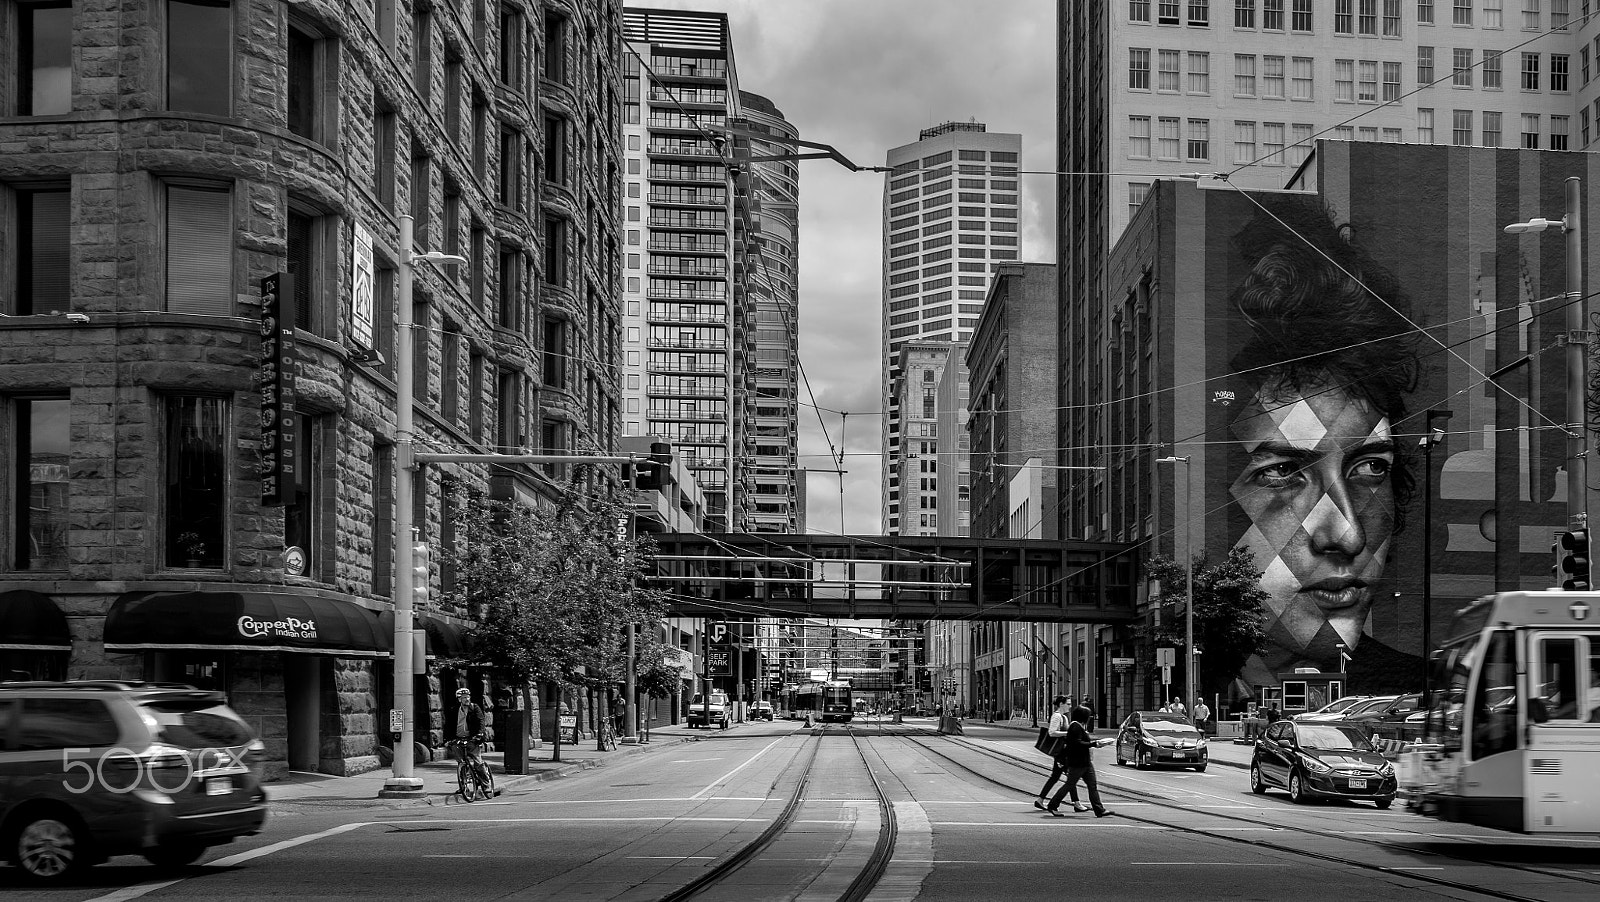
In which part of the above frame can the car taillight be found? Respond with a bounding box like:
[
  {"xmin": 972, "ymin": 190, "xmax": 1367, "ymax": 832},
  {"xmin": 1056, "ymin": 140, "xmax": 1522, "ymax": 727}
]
[{"xmin": 243, "ymin": 738, "xmax": 267, "ymax": 780}]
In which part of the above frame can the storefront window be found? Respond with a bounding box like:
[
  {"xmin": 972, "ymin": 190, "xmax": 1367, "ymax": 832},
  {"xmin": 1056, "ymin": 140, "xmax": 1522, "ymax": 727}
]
[
  {"xmin": 165, "ymin": 395, "xmax": 227, "ymax": 568},
  {"xmin": 282, "ymin": 415, "xmax": 320, "ymax": 576},
  {"xmin": 13, "ymin": 397, "xmax": 69, "ymax": 570}
]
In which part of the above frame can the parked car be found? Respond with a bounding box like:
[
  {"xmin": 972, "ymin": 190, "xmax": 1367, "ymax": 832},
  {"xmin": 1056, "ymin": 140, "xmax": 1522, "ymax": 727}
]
[
  {"xmin": 1250, "ymin": 719, "xmax": 1397, "ymax": 808},
  {"xmin": 1292, "ymin": 695, "xmax": 1373, "ymax": 722},
  {"xmin": 686, "ymin": 692, "xmax": 729, "ymax": 729},
  {"xmin": 752, "ymin": 701, "xmax": 774, "ymax": 721},
  {"xmin": 0, "ymin": 681, "xmax": 268, "ymax": 882},
  {"xmin": 1341, "ymin": 693, "xmax": 1423, "ymax": 736},
  {"xmin": 1324, "ymin": 694, "xmax": 1399, "ymax": 724},
  {"xmin": 1113, "ymin": 711, "xmax": 1208, "ymax": 771}
]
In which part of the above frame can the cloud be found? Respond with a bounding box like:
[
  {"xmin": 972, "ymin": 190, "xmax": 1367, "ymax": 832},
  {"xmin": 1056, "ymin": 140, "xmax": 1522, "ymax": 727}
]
[{"xmin": 634, "ymin": 1, "xmax": 1055, "ymax": 534}]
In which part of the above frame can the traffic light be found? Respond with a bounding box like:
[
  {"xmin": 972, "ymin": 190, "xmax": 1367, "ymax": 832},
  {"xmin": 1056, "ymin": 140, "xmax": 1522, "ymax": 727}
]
[
  {"xmin": 411, "ymin": 541, "xmax": 431, "ymax": 605},
  {"xmin": 633, "ymin": 441, "xmax": 673, "ymax": 491},
  {"xmin": 1560, "ymin": 529, "xmax": 1590, "ymax": 591}
]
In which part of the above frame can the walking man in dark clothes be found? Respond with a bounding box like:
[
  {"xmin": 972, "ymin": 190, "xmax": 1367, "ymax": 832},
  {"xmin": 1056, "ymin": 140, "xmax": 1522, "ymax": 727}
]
[{"xmin": 1046, "ymin": 705, "xmax": 1114, "ymax": 817}]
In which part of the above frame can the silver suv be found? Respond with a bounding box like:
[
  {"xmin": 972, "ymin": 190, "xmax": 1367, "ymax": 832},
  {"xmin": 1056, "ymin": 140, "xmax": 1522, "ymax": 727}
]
[{"xmin": 0, "ymin": 681, "xmax": 268, "ymax": 882}]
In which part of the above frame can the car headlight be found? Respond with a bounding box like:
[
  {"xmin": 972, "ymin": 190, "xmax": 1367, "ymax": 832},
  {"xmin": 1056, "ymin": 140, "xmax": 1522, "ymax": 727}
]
[
  {"xmin": 1378, "ymin": 762, "xmax": 1395, "ymax": 777},
  {"xmin": 1301, "ymin": 755, "xmax": 1332, "ymax": 774},
  {"xmin": 1196, "ymin": 735, "xmax": 1208, "ymax": 747}
]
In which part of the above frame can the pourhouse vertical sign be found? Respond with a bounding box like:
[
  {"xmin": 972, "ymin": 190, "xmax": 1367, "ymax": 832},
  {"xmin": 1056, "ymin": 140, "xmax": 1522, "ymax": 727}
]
[{"xmin": 259, "ymin": 273, "xmax": 298, "ymax": 506}]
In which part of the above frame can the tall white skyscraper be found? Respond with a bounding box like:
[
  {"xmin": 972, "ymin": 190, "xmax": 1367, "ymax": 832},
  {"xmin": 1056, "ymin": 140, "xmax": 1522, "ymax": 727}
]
[{"xmin": 880, "ymin": 121, "xmax": 1021, "ymax": 535}]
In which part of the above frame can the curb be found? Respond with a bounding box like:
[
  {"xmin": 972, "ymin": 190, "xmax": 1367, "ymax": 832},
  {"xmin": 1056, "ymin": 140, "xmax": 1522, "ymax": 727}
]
[{"xmin": 267, "ymin": 733, "xmax": 699, "ymax": 810}]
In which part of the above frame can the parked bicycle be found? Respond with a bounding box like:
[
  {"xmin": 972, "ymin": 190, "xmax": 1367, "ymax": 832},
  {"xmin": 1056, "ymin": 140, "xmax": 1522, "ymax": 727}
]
[{"xmin": 448, "ymin": 737, "xmax": 496, "ymax": 802}]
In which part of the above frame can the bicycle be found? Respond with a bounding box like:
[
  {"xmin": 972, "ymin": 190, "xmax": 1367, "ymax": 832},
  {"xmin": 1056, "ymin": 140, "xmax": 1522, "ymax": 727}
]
[{"xmin": 448, "ymin": 737, "xmax": 496, "ymax": 802}]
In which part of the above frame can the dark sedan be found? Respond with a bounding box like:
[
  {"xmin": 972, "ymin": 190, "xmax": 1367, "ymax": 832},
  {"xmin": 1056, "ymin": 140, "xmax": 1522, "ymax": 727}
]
[
  {"xmin": 1114, "ymin": 711, "xmax": 1208, "ymax": 771},
  {"xmin": 1250, "ymin": 720, "xmax": 1397, "ymax": 808},
  {"xmin": 1340, "ymin": 692, "xmax": 1423, "ymax": 736}
]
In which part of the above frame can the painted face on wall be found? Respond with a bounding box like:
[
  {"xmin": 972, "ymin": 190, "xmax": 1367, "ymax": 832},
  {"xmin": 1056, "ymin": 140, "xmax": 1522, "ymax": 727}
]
[{"xmin": 1230, "ymin": 380, "xmax": 1397, "ymax": 669}]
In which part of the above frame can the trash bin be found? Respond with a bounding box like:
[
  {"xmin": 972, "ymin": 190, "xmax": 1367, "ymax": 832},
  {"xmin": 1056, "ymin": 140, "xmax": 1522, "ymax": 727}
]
[{"xmin": 502, "ymin": 710, "xmax": 530, "ymax": 775}]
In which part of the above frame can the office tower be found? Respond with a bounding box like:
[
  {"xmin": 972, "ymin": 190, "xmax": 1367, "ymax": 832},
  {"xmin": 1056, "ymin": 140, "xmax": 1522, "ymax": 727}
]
[
  {"xmin": 621, "ymin": 8, "xmax": 744, "ymax": 531},
  {"xmin": 738, "ymin": 91, "xmax": 803, "ymax": 534},
  {"xmin": 881, "ymin": 121, "xmax": 1022, "ymax": 535}
]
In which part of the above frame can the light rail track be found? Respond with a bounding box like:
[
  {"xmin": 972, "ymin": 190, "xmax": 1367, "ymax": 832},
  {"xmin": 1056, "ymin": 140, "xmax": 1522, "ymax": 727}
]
[
  {"xmin": 901, "ymin": 731, "xmax": 1599, "ymax": 902},
  {"xmin": 661, "ymin": 722, "xmax": 899, "ymax": 902}
]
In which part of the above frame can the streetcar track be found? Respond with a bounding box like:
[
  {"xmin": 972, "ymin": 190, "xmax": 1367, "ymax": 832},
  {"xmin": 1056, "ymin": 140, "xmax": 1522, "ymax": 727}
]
[
  {"xmin": 661, "ymin": 721, "xmax": 901, "ymax": 902},
  {"xmin": 901, "ymin": 730, "xmax": 1595, "ymax": 902}
]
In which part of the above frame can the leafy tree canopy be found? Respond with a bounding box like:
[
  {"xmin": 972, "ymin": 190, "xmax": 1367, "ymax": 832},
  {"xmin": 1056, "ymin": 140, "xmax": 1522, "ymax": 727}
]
[{"xmin": 1141, "ymin": 546, "xmax": 1270, "ymax": 701}]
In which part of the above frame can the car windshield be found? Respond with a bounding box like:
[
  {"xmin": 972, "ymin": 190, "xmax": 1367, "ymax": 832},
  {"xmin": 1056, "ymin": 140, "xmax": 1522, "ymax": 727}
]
[
  {"xmin": 141, "ymin": 698, "xmax": 254, "ymax": 749},
  {"xmin": 1295, "ymin": 724, "xmax": 1374, "ymax": 751},
  {"xmin": 1138, "ymin": 713, "xmax": 1197, "ymax": 733},
  {"xmin": 1346, "ymin": 696, "xmax": 1398, "ymax": 716},
  {"xmin": 1316, "ymin": 696, "xmax": 1365, "ymax": 714}
]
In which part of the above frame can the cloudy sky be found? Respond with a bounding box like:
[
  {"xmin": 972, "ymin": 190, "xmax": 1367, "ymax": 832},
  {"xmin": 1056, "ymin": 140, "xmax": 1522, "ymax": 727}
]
[{"xmin": 640, "ymin": 0, "xmax": 1057, "ymax": 535}]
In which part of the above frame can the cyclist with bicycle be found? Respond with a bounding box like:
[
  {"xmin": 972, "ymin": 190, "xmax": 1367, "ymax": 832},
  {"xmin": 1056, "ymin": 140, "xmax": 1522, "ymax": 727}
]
[{"xmin": 450, "ymin": 688, "xmax": 491, "ymax": 788}]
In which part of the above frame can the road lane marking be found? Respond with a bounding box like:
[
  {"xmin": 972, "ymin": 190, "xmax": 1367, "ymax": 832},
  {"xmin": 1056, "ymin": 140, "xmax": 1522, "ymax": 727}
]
[
  {"xmin": 670, "ymin": 758, "xmax": 725, "ymax": 762},
  {"xmin": 84, "ymin": 822, "xmax": 369, "ymax": 902},
  {"xmin": 931, "ymin": 821, "xmax": 1166, "ymax": 828},
  {"xmin": 1130, "ymin": 862, "xmax": 1276, "ymax": 866},
  {"xmin": 381, "ymin": 816, "xmax": 757, "ymax": 824},
  {"xmin": 691, "ymin": 736, "xmax": 788, "ymax": 800}
]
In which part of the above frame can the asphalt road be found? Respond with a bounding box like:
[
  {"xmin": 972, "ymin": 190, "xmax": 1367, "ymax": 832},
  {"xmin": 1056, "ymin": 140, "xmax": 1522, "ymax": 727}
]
[{"xmin": 7, "ymin": 718, "xmax": 1600, "ymax": 901}]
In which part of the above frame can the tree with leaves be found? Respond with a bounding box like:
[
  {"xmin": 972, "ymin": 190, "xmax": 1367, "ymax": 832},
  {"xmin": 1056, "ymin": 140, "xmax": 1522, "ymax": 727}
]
[
  {"xmin": 441, "ymin": 465, "xmax": 670, "ymax": 760},
  {"xmin": 1142, "ymin": 546, "xmax": 1270, "ymax": 703}
]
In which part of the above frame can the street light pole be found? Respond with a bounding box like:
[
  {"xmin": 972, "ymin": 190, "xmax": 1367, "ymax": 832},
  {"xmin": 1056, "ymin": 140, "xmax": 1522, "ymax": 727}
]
[
  {"xmin": 381, "ymin": 215, "xmax": 466, "ymax": 799},
  {"xmin": 1418, "ymin": 409, "xmax": 1451, "ymax": 701},
  {"xmin": 1157, "ymin": 456, "xmax": 1195, "ymax": 717},
  {"xmin": 1505, "ymin": 177, "xmax": 1587, "ymax": 534}
]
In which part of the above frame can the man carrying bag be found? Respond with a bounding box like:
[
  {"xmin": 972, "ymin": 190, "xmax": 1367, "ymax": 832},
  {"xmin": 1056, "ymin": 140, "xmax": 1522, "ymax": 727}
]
[
  {"xmin": 1033, "ymin": 696, "xmax": 1073, "ymax": 810},
  {"xmin": 1045, "ymin": 705, "xmax": 1115, "ymax": 818}
]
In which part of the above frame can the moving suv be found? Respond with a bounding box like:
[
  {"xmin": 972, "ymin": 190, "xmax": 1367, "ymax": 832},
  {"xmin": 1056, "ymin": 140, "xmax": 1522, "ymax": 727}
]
[
  {"xmin": 686, "ymin": 692, "xmax": 729, "ymax": 728},
  {"xmin": 0, "ymin": 681, "xmax": 268, "ymax": 882}
]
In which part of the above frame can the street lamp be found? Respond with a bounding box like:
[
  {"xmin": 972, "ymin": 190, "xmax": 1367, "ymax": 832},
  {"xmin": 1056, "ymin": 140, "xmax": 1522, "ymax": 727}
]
[
  {"xmin": 380, "ymin": 215, "xmax": 467, "ymax": 799},
  {"xmin": 1504, "ymin": 177, "xmax": 1587, "ymax": 538},
  {"xmin": 1156, "ymin": 456, "xmax": 1195, "ymax": 718},
  {"xmin": 1417, "ymin": 409, "xmax": 1451, "ymax": 702}
]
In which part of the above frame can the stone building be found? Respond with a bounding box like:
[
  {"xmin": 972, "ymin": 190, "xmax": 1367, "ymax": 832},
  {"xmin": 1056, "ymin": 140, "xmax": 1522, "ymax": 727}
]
[{"xmin": 0, "ymin": 0, "xmax": 625, "ymax": 779}]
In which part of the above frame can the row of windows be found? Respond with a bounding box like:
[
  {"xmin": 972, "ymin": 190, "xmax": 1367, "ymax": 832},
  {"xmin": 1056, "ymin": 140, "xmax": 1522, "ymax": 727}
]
[
  {"xmin": 1424, "ymin": 48, "xmax": 1570, "ymax": 91},
  {"xmin": 1133, "ymin": 0, "xmax": 1572, "ymax": 33},
  {"xmin": 1124, "ymin": 116, "xmax": 1216, "ymax": 162}
]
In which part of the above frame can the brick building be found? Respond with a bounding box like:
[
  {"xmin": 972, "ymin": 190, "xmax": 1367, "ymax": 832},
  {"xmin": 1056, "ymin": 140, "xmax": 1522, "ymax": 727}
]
[{"xmin": 0, "ymin": 0, "xmax": 625, "ymax": 778}]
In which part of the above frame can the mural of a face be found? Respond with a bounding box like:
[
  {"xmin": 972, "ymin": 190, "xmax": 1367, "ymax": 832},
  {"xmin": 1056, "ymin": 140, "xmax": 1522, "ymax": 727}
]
[{"xmin": 1230, "ymin": 380, "xmax": 1397, "ymax": 670}]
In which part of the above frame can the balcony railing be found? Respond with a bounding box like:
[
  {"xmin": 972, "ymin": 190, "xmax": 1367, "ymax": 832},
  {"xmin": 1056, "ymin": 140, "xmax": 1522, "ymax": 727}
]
[
  {"xmin": 646, "ymin": 263, "xmax": 727, "ymax": 278},
  {"xmin": 647, "ymin": 216, "xmax": 726, "ymax": 230},
  {"xmin": 647, "ymin": 310, "xmax": 727, "ymax": 325},
  {"xmin": 648, "ymin": 337, "xmax": 726, "ymax": 350},
  {"xmin": 648, "ymin": 238, "xmax": 728, "ymax": 254},
  {"xmin": 646, "ymin": 143, "xmax": 721, "ymax": 157},
  {"xmin": 645, "ymin": 287, "xmax": 727, "ymax": 301}
]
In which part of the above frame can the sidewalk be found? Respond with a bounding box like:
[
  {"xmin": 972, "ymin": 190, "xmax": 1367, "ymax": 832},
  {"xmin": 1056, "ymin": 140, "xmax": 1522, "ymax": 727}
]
[{"xmin": 264, "ymin": 721, "xmax": 718, "ymax": 807}]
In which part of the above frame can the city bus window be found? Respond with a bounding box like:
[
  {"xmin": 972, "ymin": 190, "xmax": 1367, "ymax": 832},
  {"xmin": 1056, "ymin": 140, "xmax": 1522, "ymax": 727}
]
[
  {"xmin": 1470, "ymin": 631, "xmax": 1518, "ymax": 760},
  {"xmin": 1538, "ymin": 636, "xmax": 1581, "ymax": 721}
]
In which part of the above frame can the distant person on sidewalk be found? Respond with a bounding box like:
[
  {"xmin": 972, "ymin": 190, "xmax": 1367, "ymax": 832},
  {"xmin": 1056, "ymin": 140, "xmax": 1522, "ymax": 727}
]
[
  {"xmin": 1045, "ymin": 706, "xmax": 1114, "ymax": 818},
  {"xmin": 1033, "ymin": 696, "xmax": 1074, "ymax": 811},
  {"xmin": 1193, "ymin": 699, "xmax": 1211, "ymax": 734}
]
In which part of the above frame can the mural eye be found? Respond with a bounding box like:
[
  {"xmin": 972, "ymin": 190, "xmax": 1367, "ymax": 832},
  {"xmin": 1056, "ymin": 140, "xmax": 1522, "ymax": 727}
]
[
  {"xmin": 1348, "ymin": 457, "xmax": 1392, "ymax": 481},
  {"xmin": 1249, "ymin": 461, "xmax": 1304, "ymax": 488}
]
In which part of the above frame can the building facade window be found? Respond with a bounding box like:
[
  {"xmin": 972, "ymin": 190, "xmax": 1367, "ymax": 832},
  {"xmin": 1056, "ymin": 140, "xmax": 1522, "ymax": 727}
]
[
  {"xmin": 1522, "ymin": 52, "xmax": 1540, "ymax": 90},
  {"xmin": 1235, "ymin": 54, "xmax": 1257, "ymax": 96},
  {"xmin": 1133, "ymin": 0, "xmax": 1153, "ymax": 22},
  {"xmin": 1157, "ymin": 116, "xmax": 1181, "ymax": 158},
  {"xmin": 1552, "ymin": 53, "xmax": 1569, "ymax": 91},
  {"xmin": 1292, "ymin": 0, "xmax": 1312, "ymax": 28},
  {"xmin": 1485, "ymin": 0, "xmax": 1503, "ymax": 26},
  {"xmin": 1335, "ymin": 59, "xmax": 1355, "ymax": 101},
  {"xmin": 166, "ymin": 182, "xmax": 231, "ymax": 315},
  {"xmin": 1359, "ymin": 59, "xmax": 1379, "ymax": 100},
  {"xmin": 543, "ymin": 9, "xmax": 568, "ymax": 84},
  {"xmin": 164, "ymin": 395, "xmax": 227, "ymax": 569},
  {"xmin": 1522, "ymin": 112, "xmax": 1541, "ymax": 147},
  {"xmin": 1264, "ymin": 121, "xmax": 1286, "ymax": 163},
  {"xmin": 282, "ymin": 414, "xmax": 322, "ymax": 577},
  {"xmin": 1551, "ymin": 114, "xmax": 1570, "ymax": 149},
  {"xmin": 1264, "ymin": 0, "xmax": 1285, "ymax": 29},
  {"xmin": 1383, "ymin": 0, "xmax": 1402, "ymax": 33},
  {"xmin": 1483, "ymin": 110, "xmax": 1503, "ymax": 146},
  {"xmin": 1263, "ymin": 55, "xmax": 1284, "ymax": 98},
  {"xmin": 1234, "ymin": 120, "xmax": 1256, "ymax": 163},
  {"xmin": 499, "ymin": 3, "xmax": 523, "ymax": 90},
  {"xmin": 1158, "ymin": 49, "xmax": 1180, "ymax": 92},
  {"xmin": 1419, "ymin": 0, "xmax": 1435, "ymax": 23},
  {"xmin": 19, "ymin": 0, "xmax": 71, "ymax": 116},
  {"xmin": 1452, "ymin": 109, "xmax": 1473, "ymax": 145},
  {"xmin": 1419, "ymin": 107, "xmax": 1435, "ymax": 142},
  {"xmin": 1187, "ymin": 51, "xmax": 1209, "ymax": 93},
  {"xmin": 1453, "ymin": 48, "xmax": 1473, "ymax": 87},
  {"xmin": 1335, "ymin": 0, "xmax": 1354, "ymax": 32},
  {"xmin": 1453, "ymin": 0, "xmax": 1473, "ymax": 24},
  {"xmin": 1291, "ymin": 56, "xmax": 1314, "ymax": 98},
  {"xmin": 1235, "ymin": 0, "xmax": 1254, "ymax": 26},
  {"xmin": 1186, "ymin": 118, "xmax": 1210, "ymax": 160},
  {"xmin": 286, "ymin": 19, "xmax": 326, "ymax": 141},
  {"xmin": 375, "ymin": 97, "xmax": 396, "ymax": 209},
  {"xmin": 14, "ymin": 185, "xmax": 69, "ymax": 315},
  {"xmin": 1484, "ymin": 50, "xmax": 1503, "ymax": 88},
  {"xmin": 285, "ymin": 204, "xmax": 319, "ymax": 331},
  {"xmin": 1418, "ymin": 46, "xmax": 1434, "ymax": 85},
  {"xmin": 1129, "ymin": 115, "xmax": 1151, "ymax": 157},
  {"xmin": 1129, "ymin": 48, "xmax": 1151, "ymax": 90},
  {"xmin": 167, "ymin": 0, "xmax": 231, "ymax": 116},
  {"xmin": 11, "ymin": 396, "xmax": 69, "ymax": 570}
]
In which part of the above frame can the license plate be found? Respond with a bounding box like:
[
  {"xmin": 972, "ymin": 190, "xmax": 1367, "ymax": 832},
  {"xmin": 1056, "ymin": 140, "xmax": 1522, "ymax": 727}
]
[
  {"xmin": 1348, "ymin": 778, "xmax": 1367, "ymax": 790},
  {"xmin": 206, "ymin": 776, "xmax": 233, "ymax": 796}
]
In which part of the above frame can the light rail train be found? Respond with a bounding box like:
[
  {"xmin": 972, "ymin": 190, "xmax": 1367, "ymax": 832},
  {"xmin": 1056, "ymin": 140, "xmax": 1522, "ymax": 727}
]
[
  {"xmin": 792, "ymin": 679, "xmax": 854, "ymax": 723},
  {"xmin": 1404, "ymin": 591, "xmax": 1600, "ymax": 833}
]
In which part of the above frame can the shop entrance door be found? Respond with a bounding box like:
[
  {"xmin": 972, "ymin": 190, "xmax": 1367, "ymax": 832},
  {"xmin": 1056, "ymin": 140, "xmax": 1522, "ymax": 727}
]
[{"xmin": 284, "ymin": 655, "xmax": 322, "ymax": 772}]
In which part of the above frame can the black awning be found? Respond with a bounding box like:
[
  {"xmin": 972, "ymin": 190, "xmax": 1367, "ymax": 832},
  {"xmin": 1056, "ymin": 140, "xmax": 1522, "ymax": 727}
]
[
  {"xmin": 0, "ymin": 590, "xmax": 72, "ymax": 650},
  {"xmin": 105, "ymin": 591, "xmax": 389, "ymax": 657},
  {"xmin": 419, "ymin": 615, "xmax": 466, "ymax": 659}
]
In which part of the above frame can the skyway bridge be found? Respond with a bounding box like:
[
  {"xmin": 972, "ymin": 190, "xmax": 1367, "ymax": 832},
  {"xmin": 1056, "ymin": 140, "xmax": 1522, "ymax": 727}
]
[{"xmin": 647, "ymin": 533, "xmax": 1139, "ymax": 623}]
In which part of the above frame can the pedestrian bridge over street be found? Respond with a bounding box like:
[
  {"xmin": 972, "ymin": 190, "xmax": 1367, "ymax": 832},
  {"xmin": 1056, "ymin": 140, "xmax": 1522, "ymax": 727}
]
[{"xmin": 647, "ymin": 533, "xmax": 1139, "ymax": 622}]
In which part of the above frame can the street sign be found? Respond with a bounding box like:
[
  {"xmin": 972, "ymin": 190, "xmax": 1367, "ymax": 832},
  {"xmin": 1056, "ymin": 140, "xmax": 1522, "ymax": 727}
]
[
  {"xmin": 709, "ymin": 621, "xmax": 728, "ymax": 645},
  {"xmin": 1156, "ymin": 647, "xmax": 1176, "ymax": 667},
  {"xmin": 706, "ymin": 647, "xmax": 731, "ymax": 676},
  {"xmin": 389, "ymin": 709, "xmax": 402, "ymax": 733},
  {"xmin": 1112, "ymin": 657, "xmax": 1134, "ymax": 672},
  {"xmin": 1161, "ymin": 665, "xmax": 1172, "ymax": 684}
]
